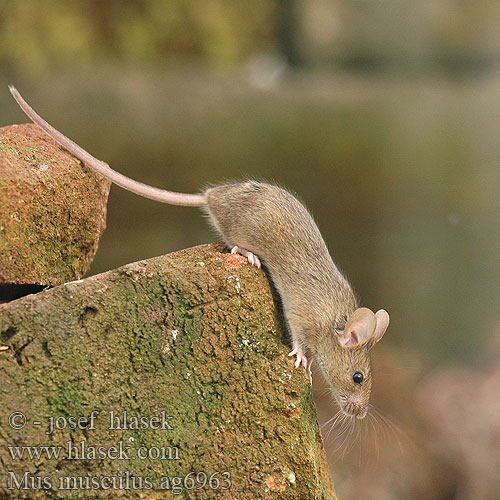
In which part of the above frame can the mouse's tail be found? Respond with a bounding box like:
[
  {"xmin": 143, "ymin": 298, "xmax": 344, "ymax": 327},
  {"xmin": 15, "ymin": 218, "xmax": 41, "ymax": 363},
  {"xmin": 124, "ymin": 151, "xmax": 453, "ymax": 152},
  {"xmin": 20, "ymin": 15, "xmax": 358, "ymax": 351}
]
[{"xmin": 8, "ymin": 86, "xmax": 206, "ymax": 207}]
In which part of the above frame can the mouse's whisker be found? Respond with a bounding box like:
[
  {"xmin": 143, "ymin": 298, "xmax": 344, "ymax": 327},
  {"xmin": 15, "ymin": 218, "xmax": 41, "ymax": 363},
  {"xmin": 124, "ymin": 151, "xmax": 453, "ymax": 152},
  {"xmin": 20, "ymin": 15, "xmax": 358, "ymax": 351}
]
[
  {"xmin": 325, "ymin": 409, "xmax": 346, "ymax": 441},
  {"xmin": 322, "ymin": 418, "xmax": 336, "ymax": 441},
  {"xmin": 364, "ymin": 415, "xmax": 374, "ymax": 464},
  {"xmin": 358, "ymin": 419, "xmax": 367, "ymax": 466},
  {"xmin": 330, "ymin": 418, "xmax": 348, "ymax": 445},
  {"xmin": 367, "ymin": 412, "xmax": 381, "ymax": 462},
  {"xmin": 331, "ymin": 414, "xmax": 356, "ymax": 458},
  {"xmin": 370, "ymin": 406, "xmax": 391, "ymax": 443},
  {"xmin": 370, "ymin": 405, "xmax": 401, "ymax": 435},
  {"xmin": 312, "ymin": 383, "xmax": 331, "ymax": 391},
  {"xmin": 336, "ymin": 414, "xmax": 352, "ymax": 438},
  {"xmin": 313, "ymin": 387, "xmax": 333, "ymax": 397},
  {"xmin": 368, "ymin": 404, "xmax": 410, "ymax": 454},
  {"xmin": 321, "ymin": 409, "xmax": 342, "ymax": 430},
  {"xmin": 354, "ymin": 419, "xmax": 363, "ymax": 461},
  {"xmin": 349, "ymin": 419, "xmax": 360, "ymax": 454},
  {"xmin": 339, "ymin": 418, "xmax": 357, "ymax": 459}
]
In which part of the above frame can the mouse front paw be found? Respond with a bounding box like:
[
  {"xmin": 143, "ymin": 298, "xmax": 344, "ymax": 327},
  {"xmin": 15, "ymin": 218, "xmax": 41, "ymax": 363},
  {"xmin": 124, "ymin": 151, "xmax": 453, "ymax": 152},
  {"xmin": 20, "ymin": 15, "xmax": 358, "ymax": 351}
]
[
  {"xmin": 230, "ymin": 245, "xmax": 262, "ymax": 269},
  {"xmin": 288, "ymin": 341, "xmax": 312, "ymax": 383}
]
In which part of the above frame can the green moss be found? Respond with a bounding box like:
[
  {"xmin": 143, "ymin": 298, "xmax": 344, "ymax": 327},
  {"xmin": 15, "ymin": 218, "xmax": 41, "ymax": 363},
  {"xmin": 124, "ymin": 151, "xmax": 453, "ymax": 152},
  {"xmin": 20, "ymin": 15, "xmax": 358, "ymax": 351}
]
[
  {"xmin": 172, "ymin": 295, "xmax": 194, "ymax": 317},
  {"xmin": 48, "ymin": 383, "xmax": 88, "ymax": 417},
  {"xmin": 0, "ymin": 143, "xmax": 21, "ymax": 156}
]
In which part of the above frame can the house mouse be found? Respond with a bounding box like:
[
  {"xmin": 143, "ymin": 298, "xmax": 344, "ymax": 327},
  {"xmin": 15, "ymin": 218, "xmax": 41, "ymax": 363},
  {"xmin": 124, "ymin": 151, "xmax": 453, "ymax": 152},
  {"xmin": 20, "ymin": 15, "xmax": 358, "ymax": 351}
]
[{"xmin": 9, "ymin": 86, "xmax": 389, "ymax": 419}]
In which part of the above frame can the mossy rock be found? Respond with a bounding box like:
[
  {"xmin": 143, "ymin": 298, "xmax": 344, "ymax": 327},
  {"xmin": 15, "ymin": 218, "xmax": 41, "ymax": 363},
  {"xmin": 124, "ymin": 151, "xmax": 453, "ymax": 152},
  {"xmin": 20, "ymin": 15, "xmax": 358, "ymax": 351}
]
[
  {"xmin": 0, "ymin": 244, "xmax": 336, "ymax": 499},
  {"xmin": 0, "ymin": 123, "xmax": 110, "ymax": 293}
]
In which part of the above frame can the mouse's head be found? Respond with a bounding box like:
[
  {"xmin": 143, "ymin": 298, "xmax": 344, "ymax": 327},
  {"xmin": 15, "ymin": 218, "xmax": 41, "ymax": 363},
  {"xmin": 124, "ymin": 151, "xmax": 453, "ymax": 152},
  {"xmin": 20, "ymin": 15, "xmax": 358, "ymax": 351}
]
[{"xmin": 318, "ymin": 307, "xmax": 389, "ymax": 419}]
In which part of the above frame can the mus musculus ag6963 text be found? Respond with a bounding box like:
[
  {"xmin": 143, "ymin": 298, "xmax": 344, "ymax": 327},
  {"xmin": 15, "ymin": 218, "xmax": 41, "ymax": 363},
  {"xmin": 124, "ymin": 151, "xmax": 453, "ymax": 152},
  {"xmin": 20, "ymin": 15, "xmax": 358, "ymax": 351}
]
[{"xmin": 9, "ymin": 86, "xmax": 390, "ymax": 419}]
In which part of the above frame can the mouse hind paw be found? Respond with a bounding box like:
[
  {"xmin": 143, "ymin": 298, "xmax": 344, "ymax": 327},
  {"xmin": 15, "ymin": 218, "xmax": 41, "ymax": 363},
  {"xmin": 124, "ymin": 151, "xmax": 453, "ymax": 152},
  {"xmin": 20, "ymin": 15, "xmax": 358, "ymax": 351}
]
[{"xmin": 230, "ymin": 245, "xmax": 262, "ymax": 268}]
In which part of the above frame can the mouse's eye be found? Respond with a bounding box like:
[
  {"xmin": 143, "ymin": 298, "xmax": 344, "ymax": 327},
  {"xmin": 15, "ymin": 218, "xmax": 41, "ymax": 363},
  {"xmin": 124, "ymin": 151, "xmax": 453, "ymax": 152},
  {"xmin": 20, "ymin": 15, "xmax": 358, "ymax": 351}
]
[{"xmin": 352, "ymin": 372, "xmax": 363, "ymax": 384}]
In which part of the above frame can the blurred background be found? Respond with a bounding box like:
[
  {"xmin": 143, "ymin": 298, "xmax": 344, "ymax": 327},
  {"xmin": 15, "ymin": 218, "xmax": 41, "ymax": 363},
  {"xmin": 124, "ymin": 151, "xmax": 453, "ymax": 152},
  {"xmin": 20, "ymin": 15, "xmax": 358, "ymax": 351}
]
[{"xmin": 2, "ymin": 1, "xmax": 500, "ymax": 498}]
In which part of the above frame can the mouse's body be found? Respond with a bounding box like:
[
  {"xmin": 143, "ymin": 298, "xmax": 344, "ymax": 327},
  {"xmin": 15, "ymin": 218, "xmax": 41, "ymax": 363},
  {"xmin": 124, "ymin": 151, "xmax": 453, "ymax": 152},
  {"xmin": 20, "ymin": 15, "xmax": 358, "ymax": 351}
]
[
  {"xmin": 207, "ymin": 181, "xmax": 357, "ymax": 349},
  {"xmin": 9, "ymin": 86, "xmax": 389, "ymax": 419}
]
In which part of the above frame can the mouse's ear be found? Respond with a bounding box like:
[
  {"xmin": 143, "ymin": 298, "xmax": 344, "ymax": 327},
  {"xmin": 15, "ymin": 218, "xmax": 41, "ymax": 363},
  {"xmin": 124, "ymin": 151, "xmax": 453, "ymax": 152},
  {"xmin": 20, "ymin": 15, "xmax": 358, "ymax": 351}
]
[
  {"xmin": 373, "ymin": 309, "xmax": 390, "ymax": 343},
  {"xmin": 337, "ymin": 308, "xmax": 377, "ymax": 348}
]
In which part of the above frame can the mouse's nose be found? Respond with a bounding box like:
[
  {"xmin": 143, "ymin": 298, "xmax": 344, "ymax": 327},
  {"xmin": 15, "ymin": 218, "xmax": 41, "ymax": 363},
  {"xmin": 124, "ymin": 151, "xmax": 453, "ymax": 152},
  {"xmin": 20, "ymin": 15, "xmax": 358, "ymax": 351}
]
[{"xmin": 345, "ymin": 396, "xmax": 367, "ymax": 419}]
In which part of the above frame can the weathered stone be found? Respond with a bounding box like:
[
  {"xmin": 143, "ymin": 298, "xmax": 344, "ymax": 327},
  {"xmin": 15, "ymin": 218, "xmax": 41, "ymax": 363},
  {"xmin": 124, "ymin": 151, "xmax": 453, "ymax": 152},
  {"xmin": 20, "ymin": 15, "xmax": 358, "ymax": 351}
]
[
  {"xmin": 0, "ymin": 123, "xmax": 110, "ymax": 291},
  {"xmin": 0, "ymin": 244, "xmax": 336, "ymax": 499}
]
